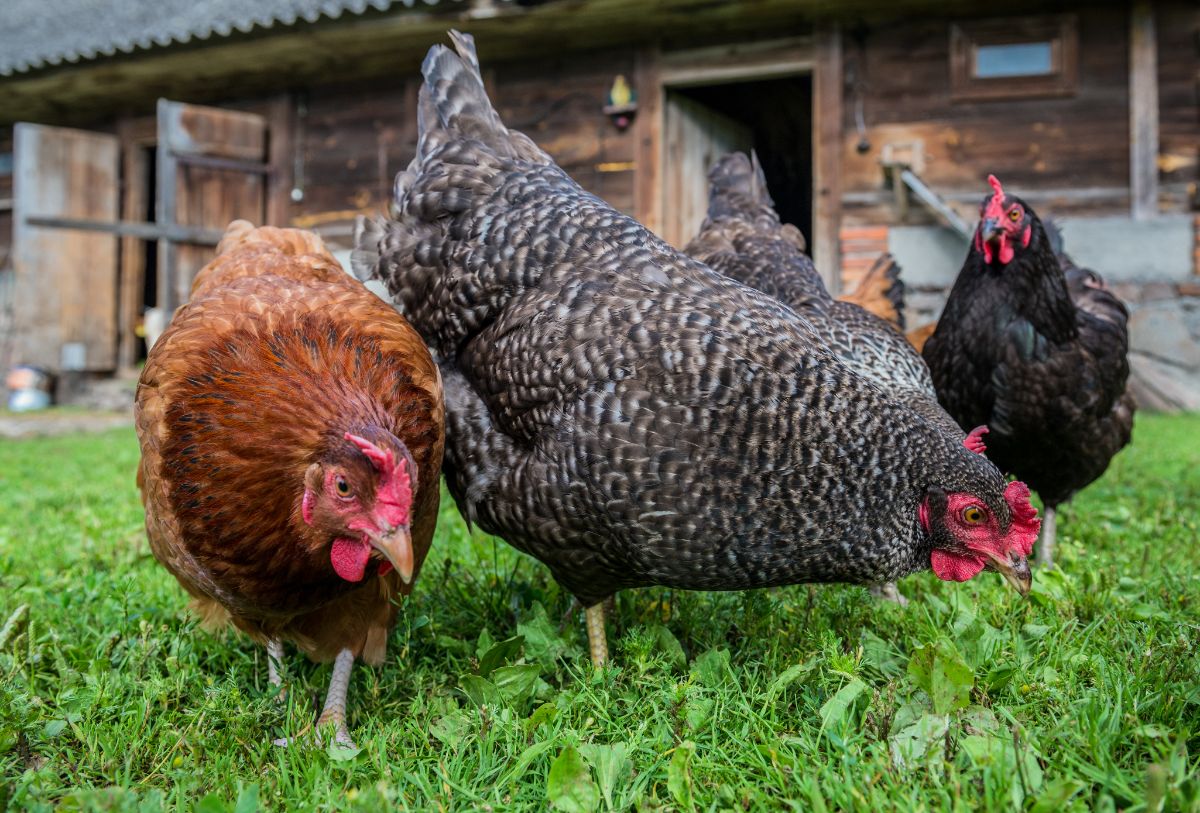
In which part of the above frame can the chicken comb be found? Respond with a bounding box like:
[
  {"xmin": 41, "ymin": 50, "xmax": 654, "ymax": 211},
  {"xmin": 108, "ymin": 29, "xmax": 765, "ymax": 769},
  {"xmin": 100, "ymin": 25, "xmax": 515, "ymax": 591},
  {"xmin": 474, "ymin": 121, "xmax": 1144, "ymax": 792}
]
[
  {"xmin": 988, "ymin": 174, "xmax": 1004, "ymax": 199},
  {"xmin": 1002, "ymin": 480, "xmax": 1040, "ymax": 558},
  {"xmin": 983, "ymin": 174, "xmax": 1009, "ymax": 221},
  {"xmin": 345, "ymin": 432, "xmax": 395, "ymax": 473}
]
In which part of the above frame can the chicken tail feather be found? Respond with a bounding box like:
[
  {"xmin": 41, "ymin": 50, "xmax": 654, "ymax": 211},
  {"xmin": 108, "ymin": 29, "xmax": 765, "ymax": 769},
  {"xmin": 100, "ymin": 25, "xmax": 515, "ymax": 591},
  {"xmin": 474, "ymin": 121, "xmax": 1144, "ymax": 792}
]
[
  {"xmin": 705, "ymin": 151, "xmax": 775, "ymax": 220},
  {"xmin": 350, "ymin": 216, "xmax": 385, "ymax": 283}
]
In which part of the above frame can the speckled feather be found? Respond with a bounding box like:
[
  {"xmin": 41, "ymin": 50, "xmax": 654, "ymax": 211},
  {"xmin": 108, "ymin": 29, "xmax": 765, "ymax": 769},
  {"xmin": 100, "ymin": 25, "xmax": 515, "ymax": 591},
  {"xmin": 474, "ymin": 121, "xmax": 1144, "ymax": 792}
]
[
  {"xmin": 684, "ymin": 152, "xmax": 965, "ymax": 441},
  {"xmin": 136, "ymin": 222, "xmax": 444, "ymax": 664},
  {"xmin": 923, "ymin": 205, "xmax": 1134, "ymax": 508},
  {"xmin": 354, "ymin": 33, "xmax": 1012, "ymax": 607}
]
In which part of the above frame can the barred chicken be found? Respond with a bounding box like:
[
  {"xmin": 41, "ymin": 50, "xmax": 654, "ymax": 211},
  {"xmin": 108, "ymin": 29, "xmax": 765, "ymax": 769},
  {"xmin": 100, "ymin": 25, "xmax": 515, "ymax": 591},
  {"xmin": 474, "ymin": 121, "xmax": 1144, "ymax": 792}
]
[
  {"xmin": 923, "ymin": 177, "xmax": 1134, "ymax": 566},
  {"xmin": 685, "ymin": 152, "xmax": 991, "ymax": 602},
  {"xmin": 136, "ymin": 221, "xmax": 444, "ymax": 746},
  {"xmin": 355, "ymin": 33, "xmax": 1037, "ymax": 667}
]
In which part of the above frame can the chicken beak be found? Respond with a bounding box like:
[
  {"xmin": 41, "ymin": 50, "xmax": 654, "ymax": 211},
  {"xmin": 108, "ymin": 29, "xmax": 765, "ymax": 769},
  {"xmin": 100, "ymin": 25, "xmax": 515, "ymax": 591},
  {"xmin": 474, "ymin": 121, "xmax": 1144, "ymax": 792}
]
[
  {"xmin": 367, "ymin": 525, "xmax": 414, "ymax": 584},
  {"xmin": 981, "ymin": 218, "xmax": 1003, "ymax": 245},
  {"xmin": 984, "ymin": 550, "xmax": 1032, "ymax": 596}
]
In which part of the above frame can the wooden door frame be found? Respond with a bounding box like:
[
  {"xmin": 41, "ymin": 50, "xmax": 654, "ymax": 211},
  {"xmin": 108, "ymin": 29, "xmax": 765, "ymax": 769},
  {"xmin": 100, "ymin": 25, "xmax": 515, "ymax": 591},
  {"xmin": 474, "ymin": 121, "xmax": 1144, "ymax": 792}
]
[{"xmin": 633, "ymin": 33, "xmax": 842, "ymax": 286}]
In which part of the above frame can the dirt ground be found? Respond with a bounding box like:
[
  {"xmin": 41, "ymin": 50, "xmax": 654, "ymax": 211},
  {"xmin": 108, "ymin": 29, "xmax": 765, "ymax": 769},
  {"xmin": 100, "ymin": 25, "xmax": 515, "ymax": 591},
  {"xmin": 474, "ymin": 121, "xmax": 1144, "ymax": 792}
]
[{"xmin": 0, "ymin": 409, "xmax": 133, "ymax": 439}]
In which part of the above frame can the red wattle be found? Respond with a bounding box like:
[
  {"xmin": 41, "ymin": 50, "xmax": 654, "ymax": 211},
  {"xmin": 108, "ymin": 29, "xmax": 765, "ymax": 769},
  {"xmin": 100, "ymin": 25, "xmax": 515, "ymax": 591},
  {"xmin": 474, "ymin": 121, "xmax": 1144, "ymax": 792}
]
[
  {"xmin": 998, "ymin": 237, "xmax": 1014, "ymax": 264},
  {"xmin": 931, "ymin": 550, "xmax": 986, "ymax": 582},
  {"xmin": 331, "ymin": 537, "xmax": 372, "ymax": 582}
]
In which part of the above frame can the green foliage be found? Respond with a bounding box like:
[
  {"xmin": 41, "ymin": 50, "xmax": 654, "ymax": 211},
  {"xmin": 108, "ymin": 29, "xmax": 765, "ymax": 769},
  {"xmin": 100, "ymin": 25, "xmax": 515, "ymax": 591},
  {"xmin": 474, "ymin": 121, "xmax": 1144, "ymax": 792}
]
[{"xmin": 0, "ymin": 414, "xmax": 1198, "ymax": 811}]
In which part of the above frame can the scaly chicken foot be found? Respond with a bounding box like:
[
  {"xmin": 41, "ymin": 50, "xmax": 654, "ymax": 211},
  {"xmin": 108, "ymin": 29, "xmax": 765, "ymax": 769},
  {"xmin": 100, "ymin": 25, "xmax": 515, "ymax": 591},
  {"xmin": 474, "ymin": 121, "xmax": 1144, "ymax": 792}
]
[
  {"xmin": 585, "ymin": 603, "xmax": 608, "ymax": 668},
  {"xmin": 266, "ymin": 639, "xmax": 286, "ymax": 700},
  {"xmin": 1037, "ymin": 505, "xmax": 1056, "ymax": 568},
  {"xmin": 315, "ymin": 647, "xmax": 357, "ymax": 748},
  {"xmin": 870, "ymin": 582, "xmax": 909, "ymax": 606},
  {"xmin": 273, "ymin": 647, "xmax": 357, "ymax": 749}
]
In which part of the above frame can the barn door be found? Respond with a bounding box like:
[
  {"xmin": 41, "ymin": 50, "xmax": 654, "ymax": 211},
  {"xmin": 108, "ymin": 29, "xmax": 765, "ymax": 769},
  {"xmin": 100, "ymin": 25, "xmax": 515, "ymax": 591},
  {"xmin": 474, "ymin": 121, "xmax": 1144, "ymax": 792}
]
[
  {"xmin": 661, "ymin": 92, "xmax": 752, "ymax": 249},
  {"xmin": 157, "ymin": 100, "xmax": 269, "ymax": 310},
  {"xmin": 11, "ymin": 124, "xmax": 119, "ymax": 372}
]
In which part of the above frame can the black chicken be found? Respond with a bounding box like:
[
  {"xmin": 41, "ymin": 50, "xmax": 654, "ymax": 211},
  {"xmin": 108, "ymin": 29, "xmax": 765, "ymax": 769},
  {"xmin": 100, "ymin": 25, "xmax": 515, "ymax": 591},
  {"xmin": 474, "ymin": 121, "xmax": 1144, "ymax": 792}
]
[
  {"xmin": 354, "ymin": 33, "xmax": 1039, "ymax": 667},
  {"xmin": 685, "ymin": 152, "xmax": 991, "ymax": 603},
  {"xmin": 923, "ymin": 176, "xmax": 1135, "ymax": 566}
]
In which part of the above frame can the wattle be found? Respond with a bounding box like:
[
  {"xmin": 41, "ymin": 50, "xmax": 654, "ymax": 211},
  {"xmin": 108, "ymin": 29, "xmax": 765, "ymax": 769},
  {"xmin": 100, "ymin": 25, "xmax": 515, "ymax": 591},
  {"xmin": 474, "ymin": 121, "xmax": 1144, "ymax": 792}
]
[
  {"xmin": 331, "ymin": 538, "xmax": 372, "ymax": 582},
  {"xmin": 930, "ymin": 549, "xmax": 986, "ymax": 582}
]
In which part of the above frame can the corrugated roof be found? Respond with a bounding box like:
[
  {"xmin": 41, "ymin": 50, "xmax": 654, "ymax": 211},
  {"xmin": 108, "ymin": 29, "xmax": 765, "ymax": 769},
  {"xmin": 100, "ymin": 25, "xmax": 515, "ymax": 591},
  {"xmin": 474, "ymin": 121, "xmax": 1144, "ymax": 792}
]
[{"xmin": 1, "ymin": 0, "xmax": 462, "ymax": 76}]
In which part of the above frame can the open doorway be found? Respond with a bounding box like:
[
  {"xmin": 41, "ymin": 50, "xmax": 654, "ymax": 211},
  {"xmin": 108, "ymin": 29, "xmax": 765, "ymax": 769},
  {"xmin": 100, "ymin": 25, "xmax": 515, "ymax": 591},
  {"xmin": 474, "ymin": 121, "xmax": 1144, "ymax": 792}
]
[
  {"xmin": 137, "ymin": 145, "xmax": 158, "ymax": 364},
  {"xmin": 661, "ymin": 74, "xmax": 813, "ymax": 249}
]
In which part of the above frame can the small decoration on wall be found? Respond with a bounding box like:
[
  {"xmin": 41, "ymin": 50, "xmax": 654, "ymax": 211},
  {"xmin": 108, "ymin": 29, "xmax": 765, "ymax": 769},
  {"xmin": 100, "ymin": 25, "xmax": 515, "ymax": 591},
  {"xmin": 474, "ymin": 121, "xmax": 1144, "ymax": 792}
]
[{"xmin": 603, "ymin": 75, "xmax": 638, "ymax": 131}]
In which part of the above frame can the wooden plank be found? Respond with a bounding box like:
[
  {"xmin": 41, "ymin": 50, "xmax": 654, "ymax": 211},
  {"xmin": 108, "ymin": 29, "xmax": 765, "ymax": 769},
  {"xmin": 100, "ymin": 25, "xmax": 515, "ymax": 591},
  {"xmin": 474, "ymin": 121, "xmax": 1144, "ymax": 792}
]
[
  {"xmin": 1129, "ymin": 0, "xmax": 1159, "ymax": 220},
  {"xmin": 812, "ymin": 21, "xmax": 842, "ymax": 291},
  {"xmin": 634, "ymin": 45, "xmax": 664, "ymax": 237},
  {"xmin": 12, "ymin": 123, "xmax": 119, "ymax": 371},
  {"xmin": 159, "ymin": 103, "xmax": 266, "ymax": 160}
]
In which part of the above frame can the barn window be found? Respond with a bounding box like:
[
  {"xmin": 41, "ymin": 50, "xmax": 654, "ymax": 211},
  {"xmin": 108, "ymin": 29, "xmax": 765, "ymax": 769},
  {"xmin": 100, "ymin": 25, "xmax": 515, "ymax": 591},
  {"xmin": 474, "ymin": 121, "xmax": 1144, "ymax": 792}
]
[{"xmin": 950, "ymin": 16, "xmax": 1078, "ymax": 101}]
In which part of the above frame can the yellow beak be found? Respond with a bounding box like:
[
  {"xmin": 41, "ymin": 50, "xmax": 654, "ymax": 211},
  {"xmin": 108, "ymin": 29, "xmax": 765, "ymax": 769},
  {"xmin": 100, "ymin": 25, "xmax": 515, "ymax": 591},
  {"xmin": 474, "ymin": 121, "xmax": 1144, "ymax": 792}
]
[
  {"xmin": 984, "ymin": 550, "xmax": 1032, "ymax": 596},
  {"xmin": 367, "ymin": 525, "xmax": 414, "ymax": 584}
]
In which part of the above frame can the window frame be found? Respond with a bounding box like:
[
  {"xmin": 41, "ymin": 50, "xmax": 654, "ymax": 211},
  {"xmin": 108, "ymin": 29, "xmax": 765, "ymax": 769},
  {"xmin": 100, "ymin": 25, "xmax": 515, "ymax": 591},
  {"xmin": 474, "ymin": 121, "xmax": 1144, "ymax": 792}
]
[{"xmin": 949, "ymin": 15, "xmax": 1079, "ymax": 102}]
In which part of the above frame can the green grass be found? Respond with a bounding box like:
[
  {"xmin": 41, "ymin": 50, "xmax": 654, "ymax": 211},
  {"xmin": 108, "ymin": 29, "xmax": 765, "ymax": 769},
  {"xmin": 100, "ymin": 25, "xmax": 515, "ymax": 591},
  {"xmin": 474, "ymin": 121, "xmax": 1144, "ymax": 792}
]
[{"xmin": 1, "ymin": 414, "xmax": 1198, "ymax": 812}]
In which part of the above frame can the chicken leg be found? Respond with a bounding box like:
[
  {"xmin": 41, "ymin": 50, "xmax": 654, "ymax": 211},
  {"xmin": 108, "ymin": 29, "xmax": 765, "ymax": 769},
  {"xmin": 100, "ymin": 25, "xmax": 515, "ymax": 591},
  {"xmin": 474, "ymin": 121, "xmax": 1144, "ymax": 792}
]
[
  {"xmin": 315, "ymin": 647, "xmax": 357, "ymax": 748},
  {"xmin": 1037, "ymin": 505, "xmax": 1056, "ymax": 568},
  {"xmin": 585, "ymin": 603, "xmax": 608, "ymax": 668},
  {"xmin": 267, "ymin": 638, "xmax": 285, "ymax": 697},
  {"xmin": 870, "ymin": 581, "xmax": 909, "ymax": 606},
  {"xmin": 273, "ymin": 647, "xmax": 357, "ymax": 749}
]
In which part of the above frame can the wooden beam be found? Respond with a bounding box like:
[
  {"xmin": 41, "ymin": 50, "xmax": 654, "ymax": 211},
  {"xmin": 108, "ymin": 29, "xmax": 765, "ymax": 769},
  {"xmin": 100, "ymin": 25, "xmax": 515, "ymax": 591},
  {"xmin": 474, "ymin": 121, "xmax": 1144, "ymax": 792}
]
[
  {"xmin": 1129, "ymin": 0, "xmax": 1159, "ymax": 220},
  {"xmin": 812, "ymin": 20, "xmax": 843, "ymax": 291},
  {"xmin": 265, "ymin": 94, "xmax": 296, "ymax": 227},
  {"xmin": 659, "ymin": 37, "xmax": 814, "ymax": 87},
  {"xmin": 116, "ymin": 117, "xmax": 149, "ymax": 372},
  {"xmin": 24, "ymin": 215, "xmax": 225, "ymax": 244},
  {"xmin": 633, "ymin": 45, "xmax": 663, "ymax": 237}
]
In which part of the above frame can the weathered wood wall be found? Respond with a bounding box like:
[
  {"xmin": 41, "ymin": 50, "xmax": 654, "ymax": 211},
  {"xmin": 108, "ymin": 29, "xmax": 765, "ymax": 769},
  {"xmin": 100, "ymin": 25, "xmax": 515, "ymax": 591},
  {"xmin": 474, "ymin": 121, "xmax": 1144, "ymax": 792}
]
[
  {"xmin": 839, "ymin": 7, "xmax": 1135, "ymax": 226},
  {"xmin": 288, "ymin": 48, "xmax": 639, "ymax": 245},
  {"xmin": 1156, "ymin": 2, "xmax": 1199, "ymax": 210}
]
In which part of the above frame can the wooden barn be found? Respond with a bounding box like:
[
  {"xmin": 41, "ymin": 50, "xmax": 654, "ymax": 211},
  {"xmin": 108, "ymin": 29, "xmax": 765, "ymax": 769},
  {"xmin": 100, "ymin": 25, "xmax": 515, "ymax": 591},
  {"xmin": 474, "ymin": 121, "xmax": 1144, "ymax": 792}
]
[{"xmin": 1, "ymin": 0, "xmax": 1197, "ymax": 407}]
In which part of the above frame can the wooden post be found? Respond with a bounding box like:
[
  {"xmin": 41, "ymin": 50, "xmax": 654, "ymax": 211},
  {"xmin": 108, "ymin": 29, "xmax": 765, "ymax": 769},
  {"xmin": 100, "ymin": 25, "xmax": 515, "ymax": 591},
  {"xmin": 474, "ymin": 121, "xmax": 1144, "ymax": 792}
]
[
  {"xmin": 265, "ymin": 94, "xmax": 296, "ymax": 228},
  {"xmin": 1129, "ymin": 0, "xmax": 1158, "ymax": 221},
  {"xmin": 155, "ymin": 99, "xmax": 179, "ymax": 312},
  {"xmin": 813, "ymin": 21, "xmax": 843, "ymax": 292},
  {"xmin": 116, "ymin": 116, "xmax": 152, "ymax": 373},
  {"xmin": 634, "ymin": 45, "xmax": 663, "ymax": 238}
]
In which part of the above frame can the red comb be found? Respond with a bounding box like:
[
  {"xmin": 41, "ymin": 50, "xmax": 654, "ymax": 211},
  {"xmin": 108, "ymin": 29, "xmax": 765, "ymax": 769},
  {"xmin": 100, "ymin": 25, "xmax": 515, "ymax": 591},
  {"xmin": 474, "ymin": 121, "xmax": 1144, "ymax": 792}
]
[
  {"xmin": 344, "ymin": 432, "xmax": 395, "ymax": 473},
  {"xmin": 988, "ymin": 174, "xmax": 1004, "ymax": 199},
  {"xmin": 1003, "ymin": 480, "xmax": 1040, "ymax": 558},
  {"xmin": 964, "ymin": 425, "xmax": 989, "ymax": 455}
]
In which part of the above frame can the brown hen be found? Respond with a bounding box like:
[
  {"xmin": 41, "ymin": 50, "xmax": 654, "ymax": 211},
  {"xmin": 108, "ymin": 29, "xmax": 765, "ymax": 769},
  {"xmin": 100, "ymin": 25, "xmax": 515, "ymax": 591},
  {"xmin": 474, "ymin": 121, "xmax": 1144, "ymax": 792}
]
[{"xmin": 135, "ymin": 220, "xmax": 444, "ymax": 747}]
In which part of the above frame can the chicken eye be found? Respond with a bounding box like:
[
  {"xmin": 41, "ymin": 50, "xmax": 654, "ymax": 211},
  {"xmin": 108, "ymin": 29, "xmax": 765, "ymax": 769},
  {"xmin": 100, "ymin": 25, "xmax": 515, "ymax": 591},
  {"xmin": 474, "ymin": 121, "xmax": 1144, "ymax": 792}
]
[
  {"xmin": 1008, "ymin": 207, "xmax": 1022, "ymax": 222},
  {"xmin": 335, "ymin": 476, "xmax": 353, "ymax": 498},
  {"xmin": 962, "ymin": 505, "xmax": 985, "ymax": 524}
]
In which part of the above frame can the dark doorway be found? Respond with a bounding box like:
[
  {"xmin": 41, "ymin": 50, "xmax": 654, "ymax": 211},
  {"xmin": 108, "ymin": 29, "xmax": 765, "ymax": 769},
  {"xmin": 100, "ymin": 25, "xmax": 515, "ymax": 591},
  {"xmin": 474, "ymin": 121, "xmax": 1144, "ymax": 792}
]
[
  {"xmin": 138, "ymin": 145, "xmax": 158, "ymax": 363},
  {"xmin": 670, "ymin": 74, "xmax": 813, "ymax": 249}
]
